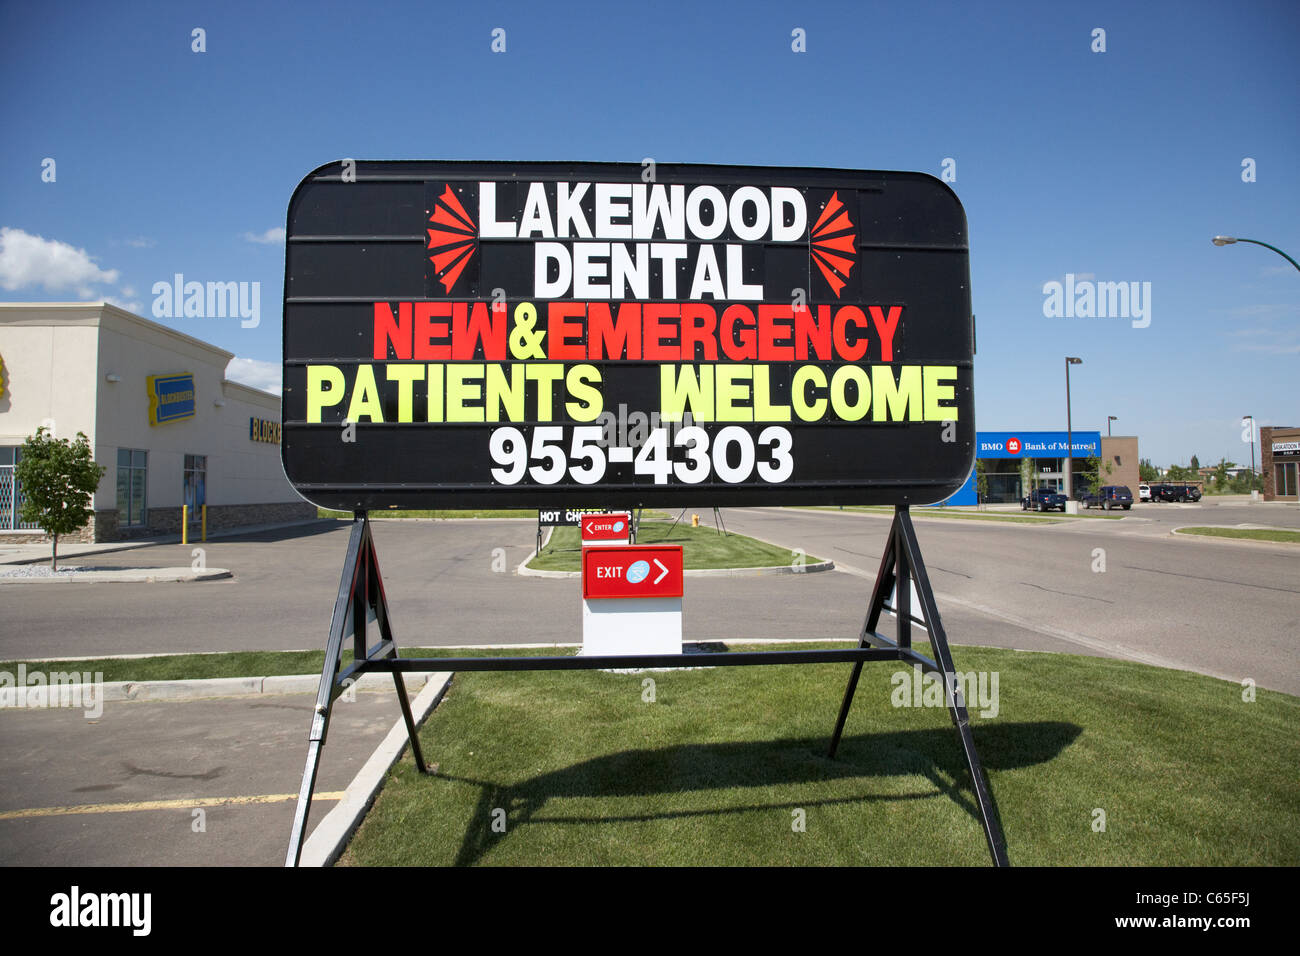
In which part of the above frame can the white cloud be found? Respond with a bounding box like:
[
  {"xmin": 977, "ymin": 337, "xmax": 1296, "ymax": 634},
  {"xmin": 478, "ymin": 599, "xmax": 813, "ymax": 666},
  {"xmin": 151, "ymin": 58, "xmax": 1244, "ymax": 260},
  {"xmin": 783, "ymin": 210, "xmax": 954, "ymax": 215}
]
[
  {"xmin": 243, "ymin": 227, "xmax": 286, "ymax": 245},
  {"xmin": 0, "ymin": 227, "xmax": 120, "ymax": 295},
  {"xmin": 123, "ymin": 236, "xmax": 156, "ymax": 248},
  {"xmin": 225, "ymin": 357, "xmax": 282, "ymax": 395},
  {"xmin": 103, "ymin": 295, "xmax": 143, "ymax": 314}
]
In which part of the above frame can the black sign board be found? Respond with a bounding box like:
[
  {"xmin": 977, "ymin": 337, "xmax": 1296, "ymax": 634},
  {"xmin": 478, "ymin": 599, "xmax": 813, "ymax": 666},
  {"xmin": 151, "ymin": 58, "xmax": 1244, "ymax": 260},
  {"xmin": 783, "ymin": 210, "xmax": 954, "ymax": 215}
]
[{"xmin": 282, "ymin": 161, "xmax": 974, "ymax": 510}]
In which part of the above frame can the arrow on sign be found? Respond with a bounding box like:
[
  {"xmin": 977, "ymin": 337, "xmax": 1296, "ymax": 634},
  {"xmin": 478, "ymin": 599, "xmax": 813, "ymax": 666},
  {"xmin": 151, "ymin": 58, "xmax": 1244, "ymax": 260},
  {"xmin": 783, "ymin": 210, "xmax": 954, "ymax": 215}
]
[{"xmin": 653, "ymin": 559, "xmax": 669, "ymax": 585}]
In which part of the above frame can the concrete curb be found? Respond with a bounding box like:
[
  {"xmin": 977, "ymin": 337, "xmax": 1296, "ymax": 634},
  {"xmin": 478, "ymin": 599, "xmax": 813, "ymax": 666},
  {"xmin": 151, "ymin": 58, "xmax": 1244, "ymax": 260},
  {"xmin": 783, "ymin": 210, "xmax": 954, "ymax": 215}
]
[
  {"xmin": 0, "ymin": 567, "xmax": 232, "ymax": 585},
  {"xmin": 299, "ymin": 672, "xmax": 453, "ymax": 867},
  {"xmin": 0, "ymin": 671, "xmax": 433, "ymax": 707}
]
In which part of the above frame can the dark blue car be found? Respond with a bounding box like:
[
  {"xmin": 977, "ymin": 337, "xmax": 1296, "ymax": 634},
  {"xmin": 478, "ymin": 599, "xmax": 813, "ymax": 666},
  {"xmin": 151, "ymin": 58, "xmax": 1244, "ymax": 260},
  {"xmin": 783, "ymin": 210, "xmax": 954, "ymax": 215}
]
[{"xmin": 1081, "ymin": 485, "xmax": 1133, "ymax": 510}]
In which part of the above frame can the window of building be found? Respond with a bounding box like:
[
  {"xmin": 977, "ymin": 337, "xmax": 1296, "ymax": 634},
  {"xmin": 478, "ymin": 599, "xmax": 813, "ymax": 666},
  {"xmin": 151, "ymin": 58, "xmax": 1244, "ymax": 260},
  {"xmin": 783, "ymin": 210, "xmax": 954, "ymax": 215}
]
[
  {"xmin": 183, "ymin": 454, "xmax": 207, "ymax": 522},
  {"xmin": 117, "ymin": 449, "xmax": 147, "ymax": 526},
  {"xmin": 1276, "ymin": 461, "xmax": 1298, "ymax": 498},
  {"xmin": 1, "ymin": 446, "xmax": 40, "ymax": 531}
]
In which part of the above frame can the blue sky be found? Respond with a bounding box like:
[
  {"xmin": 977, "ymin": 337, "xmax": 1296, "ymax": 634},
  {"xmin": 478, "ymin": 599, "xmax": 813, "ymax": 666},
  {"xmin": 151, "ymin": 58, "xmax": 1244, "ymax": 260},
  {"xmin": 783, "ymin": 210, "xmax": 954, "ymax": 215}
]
[{"xmin": 1, "ymin": 0, "xmax": 1296, "ymax": 467}]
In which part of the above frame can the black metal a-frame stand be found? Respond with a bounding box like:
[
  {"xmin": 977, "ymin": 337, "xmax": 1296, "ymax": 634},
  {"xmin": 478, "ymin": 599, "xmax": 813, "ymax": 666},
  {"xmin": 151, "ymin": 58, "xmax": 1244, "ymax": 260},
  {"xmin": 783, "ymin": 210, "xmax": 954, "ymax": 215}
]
[{"xmin": 285, "ymin": 506, "xmax": 1008, "ymax": 867}]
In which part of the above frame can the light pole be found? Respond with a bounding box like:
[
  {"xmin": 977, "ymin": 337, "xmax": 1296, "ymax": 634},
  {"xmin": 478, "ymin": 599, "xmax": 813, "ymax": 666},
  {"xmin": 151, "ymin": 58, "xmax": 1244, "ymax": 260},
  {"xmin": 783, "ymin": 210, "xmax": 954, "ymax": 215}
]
[
  {"xmin": 1243, "ymin": 414, "xmax": 1256, "ymax": 489},
  {"xmin": 1212, "ymin": 236, "xmax": 1300, "ymax": 272},
  {"xmin": 1065, "ymin": 357, "xmax": 1083, "ymax": 500},
  {"xmin": 1107, "ymin": 415, "xmax": 1117, "ymax": 437}
]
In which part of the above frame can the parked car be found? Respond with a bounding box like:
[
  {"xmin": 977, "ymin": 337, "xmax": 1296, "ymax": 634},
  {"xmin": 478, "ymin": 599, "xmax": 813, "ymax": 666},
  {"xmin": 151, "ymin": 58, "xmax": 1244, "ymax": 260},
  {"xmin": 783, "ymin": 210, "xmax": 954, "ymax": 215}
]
[
  {"xmin": 1152, "ymin": 483, "xmax": 1201, "ymax": 503},
  {"xmin": 1021, "ymin": 488, "xmax": 1068, "ymax": 512},
  {"xmin": 1081, "ymin": 485, "xmax": 1133, "ymax": 510},
  {"xmin": 1138, "ymin": 483, "xmax": 1151, "ymax": 502}
]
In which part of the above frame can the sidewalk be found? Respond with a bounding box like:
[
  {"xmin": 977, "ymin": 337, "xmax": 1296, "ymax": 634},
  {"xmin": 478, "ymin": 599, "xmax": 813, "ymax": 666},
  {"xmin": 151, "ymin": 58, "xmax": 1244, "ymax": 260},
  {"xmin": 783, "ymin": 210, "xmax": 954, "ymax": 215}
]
[{"xmin": 0, "ymin": 518, "xmax": 336, "ymax": 566}]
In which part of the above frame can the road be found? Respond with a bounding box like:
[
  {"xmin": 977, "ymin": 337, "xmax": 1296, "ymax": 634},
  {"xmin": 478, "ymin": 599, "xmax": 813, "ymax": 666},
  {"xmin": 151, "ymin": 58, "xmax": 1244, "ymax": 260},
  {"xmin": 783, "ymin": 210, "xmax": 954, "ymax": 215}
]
[{"xmin": 1, "ymin": 503, "xmax": 1296, "ymax": 693}]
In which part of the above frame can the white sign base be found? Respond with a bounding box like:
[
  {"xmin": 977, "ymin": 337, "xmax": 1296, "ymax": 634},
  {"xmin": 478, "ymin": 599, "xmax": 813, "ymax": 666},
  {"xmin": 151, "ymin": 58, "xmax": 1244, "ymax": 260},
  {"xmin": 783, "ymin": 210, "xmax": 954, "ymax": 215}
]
[{"xmin": 581, "ymin": 597, "xmax": 683, "ymax": 657}]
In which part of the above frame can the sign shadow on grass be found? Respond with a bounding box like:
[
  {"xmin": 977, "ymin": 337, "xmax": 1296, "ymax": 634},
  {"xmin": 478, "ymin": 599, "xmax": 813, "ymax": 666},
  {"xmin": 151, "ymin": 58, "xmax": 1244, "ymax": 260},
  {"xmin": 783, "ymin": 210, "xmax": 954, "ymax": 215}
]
[{"xmin": 424, "ymin": 721, "xmax": 1080, "ymax": 866}]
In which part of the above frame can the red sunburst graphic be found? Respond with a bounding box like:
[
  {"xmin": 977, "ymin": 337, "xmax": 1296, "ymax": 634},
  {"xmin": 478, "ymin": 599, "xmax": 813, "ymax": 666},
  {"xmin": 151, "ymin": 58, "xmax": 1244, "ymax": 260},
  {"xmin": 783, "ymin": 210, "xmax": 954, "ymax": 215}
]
[
  {"xmin": 427, "ymin": 185, "xmax": 477, "ymax": 293},
  {"xmin": 810, "ymin": 191, "xmax": 857, "ymax": 298}
]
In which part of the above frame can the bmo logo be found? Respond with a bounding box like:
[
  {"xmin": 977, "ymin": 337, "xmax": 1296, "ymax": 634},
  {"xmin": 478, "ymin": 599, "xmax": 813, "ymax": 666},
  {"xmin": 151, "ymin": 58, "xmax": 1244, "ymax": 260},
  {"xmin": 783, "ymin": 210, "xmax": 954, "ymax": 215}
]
[
  {"xmin": 1006, "ymin": 437, "xmax": 1022, "ymax": 455},
  {"xmin": 581, "ymin": 512, "xmax": 632, "ymax": 546}
]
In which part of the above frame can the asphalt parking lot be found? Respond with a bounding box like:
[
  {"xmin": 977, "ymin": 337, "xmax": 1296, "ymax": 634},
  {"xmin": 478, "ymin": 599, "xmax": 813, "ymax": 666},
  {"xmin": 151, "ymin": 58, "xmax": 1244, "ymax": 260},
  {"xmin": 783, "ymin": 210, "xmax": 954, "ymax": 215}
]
[{"xmin": 1, "ymin": 501, "xmax": 1296, "ymax": 865}]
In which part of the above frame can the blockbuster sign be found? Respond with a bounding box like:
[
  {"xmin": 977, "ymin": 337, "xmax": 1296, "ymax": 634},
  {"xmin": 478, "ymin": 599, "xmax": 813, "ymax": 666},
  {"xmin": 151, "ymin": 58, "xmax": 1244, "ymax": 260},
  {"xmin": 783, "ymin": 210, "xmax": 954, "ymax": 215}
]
[{"xmin": 281, "ymin": 161, "xmax": 975, "ymax": 510}]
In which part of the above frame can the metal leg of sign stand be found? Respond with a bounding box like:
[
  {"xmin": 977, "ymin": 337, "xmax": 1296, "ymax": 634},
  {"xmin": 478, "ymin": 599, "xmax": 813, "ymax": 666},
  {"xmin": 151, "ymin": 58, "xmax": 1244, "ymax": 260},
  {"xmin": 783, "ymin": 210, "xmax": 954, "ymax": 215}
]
[
  {"xmin": 712, "ymin": 506, "xmax": 727, "ymax": 536},
  {"xmin": 828, "ymin": 506, "xmax": 1009, "ymax": 867},
  {"xmin": 664, "ymin": 507, "xmax": 688, "ymax": 538},
  {"xmin": 285, "ymin": 512, "xmax": 426, "ymax": 867}
]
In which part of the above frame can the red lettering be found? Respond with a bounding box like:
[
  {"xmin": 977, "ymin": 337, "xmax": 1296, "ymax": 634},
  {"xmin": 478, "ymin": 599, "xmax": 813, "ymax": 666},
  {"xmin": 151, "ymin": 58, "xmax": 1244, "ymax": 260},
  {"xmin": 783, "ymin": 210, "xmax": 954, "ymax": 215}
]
[
  {"xmin": 374, "ymin": 302, "xmax": 412, "ymax": 360},
  {"xmin": 589, "ymin": 303, "xmax": 642, "ymax": 360},
  {"xmin": 720, "ymin": 304, "xmax": 756, "ymax": 361},
  {"xmin": 757, "ymin": 304, "xmax": 795, "ymax": 361},
  {"xmin": 832, "ymin": 306, "xmax": 868, "ymax": 362},
  {"xmin": 452, "ymin": 301, "xmax": 507, "ymax": 360},
  {"xmin": 679, "ymin": 304, "xmax": 718, "ymax": 361},
  {"xmin": 868, "ymin": 306, "xmax": 903, "ymax": 362},
  {"xmin": 795, "ymin": 305, "xmax": 832, "ymax": 361},
  {"xmin": 414, "ymin": 302, "xmax": 452, "ymax": 360},
  {"xmin": 642, "ymin": 304, "xmax": 680, "ymax": 361},
  {"xmin": 548, "ymin": 303, "xmax": 588, "ymax": 361}
]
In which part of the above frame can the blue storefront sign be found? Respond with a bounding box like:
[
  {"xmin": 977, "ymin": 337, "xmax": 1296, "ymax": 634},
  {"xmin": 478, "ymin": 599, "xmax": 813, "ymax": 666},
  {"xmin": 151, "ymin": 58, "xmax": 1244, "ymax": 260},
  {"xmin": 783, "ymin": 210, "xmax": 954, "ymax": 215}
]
[
  {"xmin": 147, "ymin": 373, "xmax": 196, "ymax": 425},
  {"xmin": 935, "ymin": 430, "xmax": 1104, "ymax": 505},
  {"xmin": 976, "ymin": 431, "xmax": 1100, "ymax": 459}
]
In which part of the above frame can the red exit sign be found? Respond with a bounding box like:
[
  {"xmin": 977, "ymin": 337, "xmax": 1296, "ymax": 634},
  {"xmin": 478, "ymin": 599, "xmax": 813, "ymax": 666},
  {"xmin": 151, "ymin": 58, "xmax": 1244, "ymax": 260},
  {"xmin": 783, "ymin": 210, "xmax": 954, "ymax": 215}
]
[
  {"xmin": 582, "ymin": 545, "xmax": 683, "ymax": 600},
  {"xmin": 581, "ymin": 512, "xmax": 631, "ymax": 542}
]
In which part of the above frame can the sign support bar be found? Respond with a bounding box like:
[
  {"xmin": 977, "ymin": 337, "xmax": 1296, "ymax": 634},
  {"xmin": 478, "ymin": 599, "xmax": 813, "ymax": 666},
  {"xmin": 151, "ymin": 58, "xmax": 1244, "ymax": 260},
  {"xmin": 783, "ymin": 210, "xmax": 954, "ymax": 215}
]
[
  {"xmin": 286, "ymin": 507, "xmax": 1008, "ymax": 866},
  {"xmin": 829, "ymin": 506, "xmax": 1009, "ymax": 866}
]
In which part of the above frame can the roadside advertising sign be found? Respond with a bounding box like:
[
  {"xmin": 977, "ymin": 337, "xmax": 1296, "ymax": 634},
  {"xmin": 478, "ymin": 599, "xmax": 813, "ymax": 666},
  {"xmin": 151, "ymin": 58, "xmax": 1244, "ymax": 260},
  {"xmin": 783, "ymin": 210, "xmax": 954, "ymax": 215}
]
[{"xmin": 282, "ymin": 161, "xmax": 974, "ymax": 511}]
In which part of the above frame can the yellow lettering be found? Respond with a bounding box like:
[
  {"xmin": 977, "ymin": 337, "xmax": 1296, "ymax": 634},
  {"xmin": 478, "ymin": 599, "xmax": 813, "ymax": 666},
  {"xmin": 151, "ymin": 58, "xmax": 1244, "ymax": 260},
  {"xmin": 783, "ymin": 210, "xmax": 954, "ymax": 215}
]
[
  {"xmin": 872, "ymin": 365, "xmax": 923, "ymax": 422},
  {"xmin": 306, "ymin": 365, "xmax": 345, "ymax": 422},
  {"xmin": 565, "ymin": 364, "xmax": 603, "ymax": 422},
  {"xmin": 346, "ymin": 364, "xmax": 383, "ymax": 422},
  {"xmin": 385, "ymin": 364, "xmax": 424, "ymax": 423},
  {"xmin": 831, "ymin": 365, "xmax": 870, "ymax": 421},
  {"xmin": 660, "ymin": 364, "xmax": 714, "ymax": 422},
  {"xmin": 923, "ymin": 365, "xmax": 958, "ymax": 421},
  {"xmin": 791, "ymin": 365, "xmax": 827, "ymax": 421},
  {"xmin": 446, "ymin": 363, "xmax": 485, "ymax": 422}
]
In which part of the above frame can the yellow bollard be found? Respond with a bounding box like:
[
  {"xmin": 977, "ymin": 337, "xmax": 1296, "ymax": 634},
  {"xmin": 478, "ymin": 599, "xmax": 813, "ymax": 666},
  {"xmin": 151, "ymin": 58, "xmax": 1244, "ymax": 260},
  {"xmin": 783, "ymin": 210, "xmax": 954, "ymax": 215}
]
[
  {"xmin": 691, "ymin": 514, "xmax": 700, "ymax": 528},
  {"xmin": 202, "ymin": 504, "xmax": 207, "ymax": 542},
  {"xmin": 182, "ymin": 505, "xmax": 188, "ymax": 545}
]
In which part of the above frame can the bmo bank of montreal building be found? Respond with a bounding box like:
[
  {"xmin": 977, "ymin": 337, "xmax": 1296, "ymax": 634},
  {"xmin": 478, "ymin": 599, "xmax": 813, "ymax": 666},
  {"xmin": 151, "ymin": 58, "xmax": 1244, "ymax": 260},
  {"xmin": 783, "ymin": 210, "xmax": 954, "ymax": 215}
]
[
  {"xmin": 0, "ymin": 302, "xmax": 314, "ymax": 543},
  {"xmin": 939, "ymin": 430, "xmax": 1138, "ymax": 505}
]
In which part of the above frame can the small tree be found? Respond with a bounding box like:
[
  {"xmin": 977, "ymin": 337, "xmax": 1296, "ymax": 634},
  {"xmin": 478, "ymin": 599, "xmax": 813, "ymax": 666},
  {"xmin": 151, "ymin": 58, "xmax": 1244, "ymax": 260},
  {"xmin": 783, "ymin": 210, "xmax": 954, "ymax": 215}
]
[
  {"xmin": 14, "ymin": 427, "xmax": 106, "ymax": 570},
  {"xmin": 1020, "ymin": 456, "xmax": 1035, "ymax": 497},
  {"xmin": 1080, "ymin": 454, "xmax": 1102, "ymax": 495},
  {"xmin": 974, "ymin": 458, "xmax": 988, "ymax": 506},
  {"xmin": 1139, "ymin": 458, "xmax": 1159, "ymax": 482}
]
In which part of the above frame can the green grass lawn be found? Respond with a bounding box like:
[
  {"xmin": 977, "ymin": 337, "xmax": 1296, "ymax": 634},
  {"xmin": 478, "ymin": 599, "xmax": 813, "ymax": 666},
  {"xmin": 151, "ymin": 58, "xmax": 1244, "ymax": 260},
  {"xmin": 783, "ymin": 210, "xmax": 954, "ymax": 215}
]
[
  {"xmin": 527, "ymin": 520, "xmax": 822, "ymax": 572},
  {"xmin": 1174, "ymin": 526, "xmax": 1300, "ymax": 544},
  {"xmin": 338, "ymin": 642, "xmax": 1299, "ymax": 867}
]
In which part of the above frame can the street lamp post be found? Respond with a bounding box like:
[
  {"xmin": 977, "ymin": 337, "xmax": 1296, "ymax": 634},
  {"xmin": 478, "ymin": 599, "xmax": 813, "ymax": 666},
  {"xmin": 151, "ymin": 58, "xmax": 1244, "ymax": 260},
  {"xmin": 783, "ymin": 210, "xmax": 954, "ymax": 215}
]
[
  {"xmin": 1065, "ymin": 357, "xmax": 1083, "ymax": 500},
  {"xmin": 1212, "ymin": 236, "xmax": 1300, "ymax": 272},
  {"xmin": 1107, "ymin": 415, "xmax": 1117, "ymax": 437},
  {"xmin": 1243, "ymin": 414, "xmax": 1256, "ymax": 491}
]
